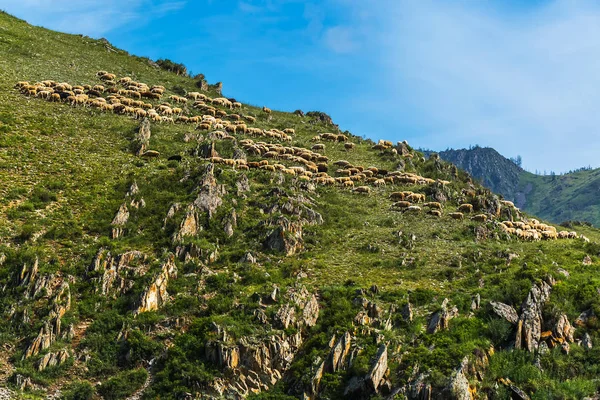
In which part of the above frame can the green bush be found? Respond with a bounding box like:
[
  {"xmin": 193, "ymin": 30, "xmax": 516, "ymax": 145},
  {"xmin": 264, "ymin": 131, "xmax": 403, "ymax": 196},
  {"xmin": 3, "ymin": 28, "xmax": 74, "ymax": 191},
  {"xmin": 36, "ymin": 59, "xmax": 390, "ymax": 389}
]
[
  {"xmin": 97, "ymin": 368, "xmax": 147, "ymax": 400},
  {"xmin": 60, "ymin": 381, "xmax": 94, "ymax": 400}
]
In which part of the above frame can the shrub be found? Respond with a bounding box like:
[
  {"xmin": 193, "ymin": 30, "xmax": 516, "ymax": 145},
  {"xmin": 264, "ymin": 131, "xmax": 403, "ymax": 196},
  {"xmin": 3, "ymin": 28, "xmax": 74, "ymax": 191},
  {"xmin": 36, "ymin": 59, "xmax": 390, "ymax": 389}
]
[
  {"xmin": 97, "ymin": 368, "xmax": 147, "ymax": 400},
  {"xmin": 60, "ymin": 381, "xmax": 94, "ymax": 400}
]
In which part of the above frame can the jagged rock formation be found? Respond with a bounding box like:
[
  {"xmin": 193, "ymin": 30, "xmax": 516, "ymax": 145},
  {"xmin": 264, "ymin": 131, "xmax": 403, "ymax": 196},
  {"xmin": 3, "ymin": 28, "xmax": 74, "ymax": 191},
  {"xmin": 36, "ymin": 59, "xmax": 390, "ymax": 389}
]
[
  {"xmin": 133, "ymin": 118, "xmax": 151, "ymax": 155},
  {"xmin": 515, "ymin": 280, "xmax": 553, "ymax": 352},
  {"xmin": 428, "ymin": 298, "xmax": 459, "ymax": 334},
  {"xmin": 87, "ymin": 249, "xmax": 148, "ymax": 296},
  {"xmin": 111, "ymin": 203, "xmax": 129, "ymax": 239},
  {"xmin": 264, "ymin": 217, "xmax": 304, "ymax": 256},
  {"xmin": 37, "ymin": 349, "xmax": 70, "ymax": 371},
  {"xmin": 490, "ymin": 301, "xmax": 519, "ymax": 324},
  {"xmin": 134, "ymin": 255, "xmax": 178, "ymax": 315}
]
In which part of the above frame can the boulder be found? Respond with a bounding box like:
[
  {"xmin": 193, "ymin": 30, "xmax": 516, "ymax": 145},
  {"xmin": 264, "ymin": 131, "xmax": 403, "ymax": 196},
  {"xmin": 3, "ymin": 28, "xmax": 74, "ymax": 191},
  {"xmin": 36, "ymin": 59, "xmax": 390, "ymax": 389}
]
[
  {"xmin": 515, "ymin": 280, "xmax": 553, "ymax": 352},
  {"xmin": 366, "ymin": 344, "xmax": 388, "ymax": 393},
  {"xmin": 490, "ymin": 301, "xmax": 519, "ymax": 324}
]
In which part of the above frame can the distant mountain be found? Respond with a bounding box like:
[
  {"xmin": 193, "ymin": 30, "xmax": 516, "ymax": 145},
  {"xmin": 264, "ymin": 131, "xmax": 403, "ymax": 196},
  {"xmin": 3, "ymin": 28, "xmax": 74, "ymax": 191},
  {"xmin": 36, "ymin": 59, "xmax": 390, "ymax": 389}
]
[{"xmin": 436, "ymin": 147, "xmax": 600, "ymax": 226}]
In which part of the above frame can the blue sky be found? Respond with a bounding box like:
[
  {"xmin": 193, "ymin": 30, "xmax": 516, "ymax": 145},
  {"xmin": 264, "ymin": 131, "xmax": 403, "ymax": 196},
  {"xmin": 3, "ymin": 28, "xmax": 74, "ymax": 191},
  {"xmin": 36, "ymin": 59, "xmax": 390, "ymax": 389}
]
[{"xmin": 2, "ymin": 0, "xmax": 600, "ymax": 173}]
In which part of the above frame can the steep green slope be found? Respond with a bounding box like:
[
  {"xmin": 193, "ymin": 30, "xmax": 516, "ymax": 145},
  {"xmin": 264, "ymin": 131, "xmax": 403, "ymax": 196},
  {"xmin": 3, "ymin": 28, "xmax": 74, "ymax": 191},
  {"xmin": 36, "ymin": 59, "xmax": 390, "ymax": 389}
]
[
  {"xmin": 1, "ymin": 11, "xmax": 600, "ymax": 400},
  {"xmin": 438, "ymin": 147, "xmax": 600, "ymax": 227}
]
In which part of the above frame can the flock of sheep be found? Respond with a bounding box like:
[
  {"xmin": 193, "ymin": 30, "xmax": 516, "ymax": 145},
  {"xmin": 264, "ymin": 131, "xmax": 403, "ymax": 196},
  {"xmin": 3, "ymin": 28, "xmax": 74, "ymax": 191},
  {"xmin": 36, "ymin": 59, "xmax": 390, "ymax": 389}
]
[{"xmin": 15, "ymin": 72, "xmax": 580, "ymax": 243}]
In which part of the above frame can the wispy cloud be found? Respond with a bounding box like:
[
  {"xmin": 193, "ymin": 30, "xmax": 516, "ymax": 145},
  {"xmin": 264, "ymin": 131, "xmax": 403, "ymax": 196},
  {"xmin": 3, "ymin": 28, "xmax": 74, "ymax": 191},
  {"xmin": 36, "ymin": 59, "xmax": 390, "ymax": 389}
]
[{"xmin": 1, "ymin": 0, "xmax": 186, "ymax": 37}]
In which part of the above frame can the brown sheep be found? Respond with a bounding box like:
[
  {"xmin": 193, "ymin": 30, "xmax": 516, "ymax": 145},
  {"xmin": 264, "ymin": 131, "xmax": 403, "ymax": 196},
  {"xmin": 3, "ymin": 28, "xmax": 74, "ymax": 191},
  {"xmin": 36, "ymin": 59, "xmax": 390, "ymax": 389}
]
[
  {"xmin": 472, "ymin": 214, "xmax": 488, "ymax": 222},
  {"xmin": 424, "ymin": 202, "xmax": 442, "ymax": 210},
  {"xmin": 262, "ymin": 106, "xmax": 272, "ymax": 114},
  {"xmin": 449, "ymin": 212, "xmax": 464, "ymax": 220},
  {"xmin": 458, "ymin": 204, "xmax": 474, "ymax": 213},
  {"xmin": 344, "ymin": 142, "xmax": 356, "ymax": 150},
  {"xmin": 312, "ymin": 144, "xmax": 325, "ymax": 151},
  {"xmin": 428, "ymin": 210, "xmax": 442, "ymax": 217}
]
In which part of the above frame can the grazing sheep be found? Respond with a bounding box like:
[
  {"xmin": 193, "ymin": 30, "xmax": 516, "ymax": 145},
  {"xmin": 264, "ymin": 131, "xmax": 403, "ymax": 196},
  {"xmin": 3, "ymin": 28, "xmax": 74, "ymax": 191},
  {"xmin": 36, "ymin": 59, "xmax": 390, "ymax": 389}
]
[
  {"xmin": 458, "ymin": 204, "xmax": 474, "ymax": 213},
  {"xmin": 428, "ymin": 210, "xmax": 442, "ymax": 217},
  {"xmin": 312, "ymin": 144, "xmax": 325, "ymax": 151},
  {"xmin": 344, "ymin": 142, "xmax": 356, "ymax": 151},
  {"xmin": 342, "ymin": 180, "xmax": 355, "ymax": 188},
  {"xmin": 472, "ymin": 214, "xmax": 488, "ymax": 222},
  {"xmin": 233, "ymin": 102, "xmax": 242, "ymax": 109},
  {"xmin": 100, "ymin": 73, "xmax": 117, "ymax": 81},
  {"xmin": 449, "ymin": 212, "xmax": 464, "ymax": 220},
  {"xmin": 283, "ymin": 128, "xmax": 295, "ymax": 135},
  {"xmin": 406, "ymin": 205, "xmax": 422, "ymax": 213},
  {"xmin": 424, "ymin": 202, "xmax": 442, "ymax": 210},
  {"xmin": 392, "ymin": 201, "xmax": 412, "ymax": 209},
  {"xmin": 50, "ymin": 93, "xmax": 61, "ymax": 102},
  {"xmin": 262, "ymin": 106, "xmax": 272, "ymax": 114}
]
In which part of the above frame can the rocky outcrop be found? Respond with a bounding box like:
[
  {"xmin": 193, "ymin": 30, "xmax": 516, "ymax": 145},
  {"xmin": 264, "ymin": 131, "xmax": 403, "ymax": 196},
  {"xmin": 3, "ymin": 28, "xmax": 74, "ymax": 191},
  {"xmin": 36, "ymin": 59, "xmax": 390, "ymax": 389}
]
[
  {"xmin": 24, "ymin": 321, "xmax": 54, "ymax": 359},
  {"xmin": 428, "ymin": 298, "xmax": 459, "ymax": 334},
  {"xmin": 515, "ymin": 280, "xmax": 553, "ymax": 352},
  {"xmin": 194, "ymin": 163, "xmax": 225, "ymax": 219},
  {"xmin": 490, "ymin": 301, "xmax": 519, "ymax": 324},
  {"xmin": 134, "ymin": 255, "xmax": 177, "ymax": 315},
  {"xmin": 402, "ymin": 302, "xmax": 413, "ymax": 322},
  {"xmin": 274, "ymin": 304, "xmax": 296, "ymax": 329},
  {"xmin": 553, "ymin": 314, "xmax": 575, "ymax": 343},
  {"xmin": 582, "ymin": 333, "xmax": 593, "ymax": 350},
  {"xmin": 448, "ymin": 358, "xmax": 472, "ymax": 400},
  {"xmin": 329, "ymin": 332, "xmax": 352, "ymax": 373},
  {"xmin": 133, "ymin": 118, "xmax": 151, "ymax": 155},
  {"xmin": 302, "ymin": 294, "xmax": 320, "ymax": 327},
  {"xmin": 344, "ymin": 344, "xmax": 390, "ymax": 397},
  {"xmin": 37, "ymin": 349, "xmax": 70, "ymax": 371},
  {"xmin": 111, "ymin": 203, "xmax": 129, "ymax": 239},
  {"xmin": 173, "ymin": 205, "xmax": 201, "ymax": 243},
  {"xmin": 264, "ymin": 217, "xmax": 304, "ymax": 256},
  {"xmin": 88, "ymin": 249, "xmax": 148, "ymax": 296}
]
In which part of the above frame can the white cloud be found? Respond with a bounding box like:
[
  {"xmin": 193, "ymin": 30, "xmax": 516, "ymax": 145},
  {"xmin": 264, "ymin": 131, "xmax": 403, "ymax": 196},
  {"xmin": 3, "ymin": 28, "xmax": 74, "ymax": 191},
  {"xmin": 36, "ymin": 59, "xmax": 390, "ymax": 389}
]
[
  {"xmin": 1, "ymin": 0, "xmax": 185, "ymax": 37},
  {"xmin": 363, "ymin": 0, "xmax": 600, "ymax": 172}
]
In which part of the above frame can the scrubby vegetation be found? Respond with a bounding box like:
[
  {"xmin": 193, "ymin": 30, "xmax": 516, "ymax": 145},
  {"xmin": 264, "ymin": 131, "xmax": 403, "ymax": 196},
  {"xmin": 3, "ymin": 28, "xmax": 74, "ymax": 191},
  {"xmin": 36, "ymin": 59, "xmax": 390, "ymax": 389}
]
[{"xmin": 0, "ymin": 10, "xmax": 600, "ymax": 400}]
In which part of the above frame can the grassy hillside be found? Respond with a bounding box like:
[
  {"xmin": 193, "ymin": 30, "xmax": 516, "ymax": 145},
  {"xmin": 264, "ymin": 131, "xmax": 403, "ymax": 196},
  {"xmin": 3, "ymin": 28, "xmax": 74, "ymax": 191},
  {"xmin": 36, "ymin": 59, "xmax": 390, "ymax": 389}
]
[
  {"xmin": 1, "ymin": 11, "xmax": 600, "ymax": 400},
  {"xmin": 438, "ymin": 147, "xmax": 600, "ymax": 227}
]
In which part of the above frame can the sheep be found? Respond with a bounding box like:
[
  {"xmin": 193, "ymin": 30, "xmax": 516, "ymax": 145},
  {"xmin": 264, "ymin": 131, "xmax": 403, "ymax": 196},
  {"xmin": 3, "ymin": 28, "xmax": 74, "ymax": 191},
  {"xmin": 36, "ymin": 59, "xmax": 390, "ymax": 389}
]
[
  {"xmin": 458, "ymin": 204, "xmax": 474, "ymax": 213},
  {"xmin": 93, "ymin": 85, "xmax": 105, "ymax": 93},
  {"xmin": 424, "ymin": 202, "xmax": 442, "ymax": 210},
  {"xmin": 100, "ymin": 73, "xmax": 117, "ymax": 81},
  {"xmin": 406, "ymin": 206, "xmax": 422, "ymax": 213},
  {"xmin": 312, "ymin": 144, "xmax": 326, "ymax": 151},
  {"xmin": 541, "ymin": 230, "xmax": 558, "ymax": 240},
  {"xmin": 406, "ymin": 193, "xmax": 425, "ymax": 203},
  {"xmin": 283, "ymin": 128, "xmax": 295, "ymax": 135},
  {"xmin": 262, "ymin": 106, "xmax": 272, "ymax": 114},
  {"xmin": 472, "ymin": 214, "xmax": 488, "ymax": 222},
  {"xmin": 342, "ymin": 180, "xmax": 355, "ymax": 188},
  {"xmin": 50, "ymin": 93, "xmax": 61, "ymax": 102},
  {"xmin": 449, "ymin": 212, "xmax": 464, "ymax": 220},
  {"xmin": 244, "ymin": 115, "xmax": 256, "ymax": 123},
  {"xmin": 428, "ymin": 210, "xmax": 442, "ymax": 217},
  {"xmin": 233, "ymin": 102, "xmax": 242, "ymax": 109},
  {"xmin": 392, "ymin": 201, "xmax": 412, "ymax": 209},
  {"xmin": 373, "ymin": 179, "xmax": 386, "ymax": 187},
  {"xmin": 344, "ymin": 142, "xmax": 356, "ymax": 151}
]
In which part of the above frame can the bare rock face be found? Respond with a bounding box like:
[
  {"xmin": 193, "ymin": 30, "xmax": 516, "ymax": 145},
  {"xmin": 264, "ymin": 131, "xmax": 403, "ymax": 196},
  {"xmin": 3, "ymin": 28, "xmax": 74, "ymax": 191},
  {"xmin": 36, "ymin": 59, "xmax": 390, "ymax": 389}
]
[
  {"xmin": 173, "ymin": 205, "xmax": 201, "ymax": 243},
  {"xmin": 37, "ymin": 349, "xmax": 70, "ymax": 371},
  {"xmin": 329, "ymin": 332, "xmax": 352, "ymax": 373},
  {"xmin": 553, "ymin": 314, "xmax": 575, "ymax": 343},
  {"xmin": 428, "ymin": 298, "xmax": 459, "ymax": 334},
  {"xmin": 302, "ymin": 294, "xmax": 320, "ymax": 327},
  {"xmin": 88, "ymin": 249, "xmax": 148, "ymax": 296},
  {"xmin": 199, "ymin": 141, "xmax": 219, "ymax": 158},
  {"xmin": 582, "ymin": 333, "xmax": 593, "ymax": 350},
  {"xmin": 490, "ymin": 301, "xmax": 519, "ymax": 324},
  {"xmin": 133, "ymin": 118, "xmax": 151, "ymax": 155},
  {"xmin": 264, "ymin": 217, "xmax": 304, "ymax": 256},
  {"xmin": 515, "ymin": 280, "xmax": 553, "ymax": 352},
  {"xmin": 134, "ymin": 255, "xmax": 177, "ymax": 315},
  {"xmin": 194, "ymin": 163, "xmax": 225, "ymax": 219},
  {"xmin": 367, "ymin": 344, "xmax": 389, "ymax": 393},
  {"xmin": 274, "ymin": 304, "xmax": 296, "ymax": 329},
  {"xmin": 448, "ymin": 357, "xmax": 473, "ymax": 400},
  {"xmin": 236, "ymin": 174, "xmax": 251, "ymax": 196},
  {"xmin": 111, "ymin": 203, "xmax": 129, "ymax": 239},
  {"xmin": 24, "ymin": 322, "xmax": 54, "ymax": 359}
]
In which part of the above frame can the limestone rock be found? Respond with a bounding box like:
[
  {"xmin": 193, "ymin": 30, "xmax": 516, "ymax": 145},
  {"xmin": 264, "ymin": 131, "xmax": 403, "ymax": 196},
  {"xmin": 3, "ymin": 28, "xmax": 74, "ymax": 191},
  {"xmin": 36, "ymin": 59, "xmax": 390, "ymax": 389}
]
[
  {"xmin": 133, "ymin": 118, "xmax": 151, "ymax": 155},
  {"xmin": 264, "ymin": 217, "xmax": 304, "ymax": 256},
  {"xmin": 582, "ymin": 333, "xmax": 593, "ymax": 350},
  {"xmin": 428, "ymin": 298, "xmax": 459, "ymax": 334},
  {"xmin": 302, "ymin": 294, "xmax": 320, "ymax": 327},
  {"xmin": 515, "ymin": 280, "xmax": 553, "ymax": 352},
  {"xmin": 553, "ymin": 314, "xmax": 574, "ymax": 343},
  {"xmin": 275, "ymin": 304, "xmax": 296, "ymax": 329},
  {"xmin": 366, "ymin": 344, "xmax": 388, "ymax": 393},
  {"xmin": 111, "ymin": 203, "xmax": 129, "ymax": 239},
  {"xmin": 37, "ymin": 349, "xmax": 70, "ymax": 371},
  {"xmin": 88, "ymin": 249, "xmax": 147, "ymax": 296},
  {"xmin": 173, "ymin": 205, "xmax": 201, "ymax": 243},
  {"xmin": 134, "ymin": 255, "xmax": 177, "ymax": 315},
  {"xmin": 490, "ymin": 301, "xmax": 519, "ymax": 324},
  {"xmin": 448, "ymin": 358, "xmax": 472, "ymax": 400},
  {"xmin": 329, "ymin": 332, "xmax": 352, "ymax": 373}
]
